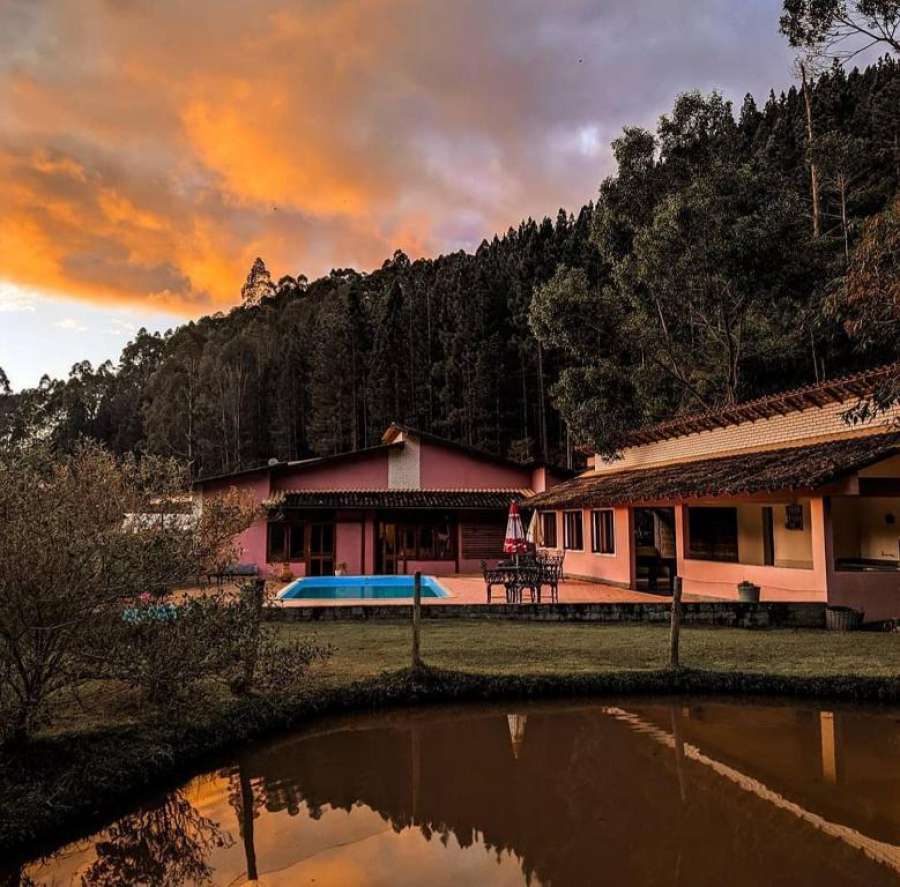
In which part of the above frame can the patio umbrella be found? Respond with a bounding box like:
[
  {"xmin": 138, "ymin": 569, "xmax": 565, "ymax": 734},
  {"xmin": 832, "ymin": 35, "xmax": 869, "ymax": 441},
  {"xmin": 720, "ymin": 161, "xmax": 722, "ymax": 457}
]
[
  {"xmin": 503, "ymin": 501, "xmax": 528, "ymax": 562},
  {"xmin": 526, "ymin": 509, "xmax": 542, "ymax": 548},
  {"xmin": 507, "ymin": 713, "xmax": 528, "ymax": 760}
]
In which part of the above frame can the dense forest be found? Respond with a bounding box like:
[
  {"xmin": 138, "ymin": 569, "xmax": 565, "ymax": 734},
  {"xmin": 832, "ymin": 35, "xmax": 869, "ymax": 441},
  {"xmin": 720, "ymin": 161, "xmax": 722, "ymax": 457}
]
[{"xmin": 1, "ymin": 55, "xmax": 898, "ymax": 474}]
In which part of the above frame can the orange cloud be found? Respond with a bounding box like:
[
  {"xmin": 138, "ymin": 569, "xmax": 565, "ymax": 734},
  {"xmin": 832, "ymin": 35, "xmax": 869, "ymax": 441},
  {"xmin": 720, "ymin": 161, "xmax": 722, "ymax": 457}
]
[{"xmin": 0, "ymin": 0, "xmax": 652, "ymax": 315}]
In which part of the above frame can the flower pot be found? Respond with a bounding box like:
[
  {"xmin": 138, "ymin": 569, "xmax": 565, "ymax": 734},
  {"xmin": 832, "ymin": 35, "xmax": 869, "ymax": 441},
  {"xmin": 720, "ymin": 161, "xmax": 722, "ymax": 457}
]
[
  {"xmin": 737, "ymin": 582, "xmax": 760, "ymax": 603},
  {"xmin": 826, "ymin": 606, "xmax": 863, "ymax": 631}
]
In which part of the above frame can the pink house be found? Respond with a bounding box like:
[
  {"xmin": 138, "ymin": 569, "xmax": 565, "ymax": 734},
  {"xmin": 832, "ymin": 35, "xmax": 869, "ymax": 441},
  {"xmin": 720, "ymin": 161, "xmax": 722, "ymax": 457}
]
[
  {"xmin": 195, "ymin": 424, "xmax": 571, "ymax": 580},
  {"xmin": 527, "ymin": 367, "xmax": 900, "ymax": 621}
]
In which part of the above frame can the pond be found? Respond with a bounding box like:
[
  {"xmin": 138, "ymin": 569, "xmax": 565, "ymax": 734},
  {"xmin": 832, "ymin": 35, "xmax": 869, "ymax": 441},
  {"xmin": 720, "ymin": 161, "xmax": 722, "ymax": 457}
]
[{"xmin": 13, "ymin": 697, "xmax": 900, "ymax": 886}]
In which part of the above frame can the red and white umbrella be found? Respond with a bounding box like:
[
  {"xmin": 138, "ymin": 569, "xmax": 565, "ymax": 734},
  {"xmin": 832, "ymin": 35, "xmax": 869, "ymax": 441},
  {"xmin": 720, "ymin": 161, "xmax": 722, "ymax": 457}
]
[{"xmin": 503, "ymin": 501, "xmax": 528, "ymax": 556}]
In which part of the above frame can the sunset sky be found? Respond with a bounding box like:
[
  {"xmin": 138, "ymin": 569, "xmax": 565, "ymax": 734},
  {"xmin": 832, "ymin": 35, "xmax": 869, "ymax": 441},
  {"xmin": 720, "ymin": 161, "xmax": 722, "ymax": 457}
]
[{"xmin": 0, "ymin": 0, "xmax": 796, "ymax": 389}]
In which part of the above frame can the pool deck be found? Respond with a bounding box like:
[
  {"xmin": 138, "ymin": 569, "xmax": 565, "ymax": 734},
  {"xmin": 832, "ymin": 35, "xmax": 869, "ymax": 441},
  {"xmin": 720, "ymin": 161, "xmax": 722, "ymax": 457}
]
[{"xmin": 272, "ymin": 574, "xmax": 700, "ymax": 608}]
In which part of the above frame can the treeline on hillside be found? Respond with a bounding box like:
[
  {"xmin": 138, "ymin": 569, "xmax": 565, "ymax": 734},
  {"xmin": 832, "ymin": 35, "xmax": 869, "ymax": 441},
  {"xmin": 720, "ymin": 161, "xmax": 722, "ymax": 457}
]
[{"xmin": 1, "ymin": 57, "xmax": 898, "ymax": 474}]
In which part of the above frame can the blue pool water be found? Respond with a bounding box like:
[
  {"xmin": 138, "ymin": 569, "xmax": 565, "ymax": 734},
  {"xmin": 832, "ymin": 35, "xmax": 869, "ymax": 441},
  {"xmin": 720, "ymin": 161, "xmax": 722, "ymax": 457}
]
[{"xmin": 278, "ymin": 575, "xmax": 449, "ymax": 600}]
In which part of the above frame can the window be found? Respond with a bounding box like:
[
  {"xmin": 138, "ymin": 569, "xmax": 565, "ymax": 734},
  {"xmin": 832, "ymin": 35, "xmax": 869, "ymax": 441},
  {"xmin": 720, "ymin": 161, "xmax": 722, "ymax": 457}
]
[
  {"xmin": 267, "ymin": 522, "xmax": 287, "ymax": 562},
  {"xmin": 591, "ymin": 509, "xmax": 615, "ymax": 554},
  {"xmin": 563, "ymin": 511, "xmax": 583, "ymax": 550},
  {"xmin": 288, "ymin": 522, "xmax": 305, "ymax": 561},
  {"xmin": 388, "ymin": 518, "xmax": 456, "ymax": 561},
  {"xmin": 687, "ymin": 507, "xmax": 738, "ymax": 562},
  {"xmin": 308, "ymin": 522, "xmax": 335, "ymax": 576},
  {"xmin": 541, "ymin": 512, "xmax": 558, "ymax": 548},
  {"xmin": 268, "ymin": 521, "xmax": 306, "ymax": 562}
]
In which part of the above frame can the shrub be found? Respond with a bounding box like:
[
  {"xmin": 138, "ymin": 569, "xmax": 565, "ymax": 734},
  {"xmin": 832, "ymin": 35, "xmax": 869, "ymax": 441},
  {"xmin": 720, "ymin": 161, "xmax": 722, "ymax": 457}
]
[
  {"xmin": 92, "ymin": 582, "xmax": 332, "ymax": 709},
  {"xmin": 223, "ymin": 580, "xmax": 333, "ymax": 697},
  {"xmin": 92, "ymin": 591, "xmax": 236, "ymax": 707},
  {"xmin": 0, "ymin": 443, "xmax": 256, "ymax": 742}
]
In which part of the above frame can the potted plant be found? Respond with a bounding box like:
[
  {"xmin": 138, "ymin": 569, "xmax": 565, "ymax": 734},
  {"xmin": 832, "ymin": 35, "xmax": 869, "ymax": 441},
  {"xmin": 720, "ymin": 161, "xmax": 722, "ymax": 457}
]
[
  {"xmin": 826, "ymin": 606, "xmax": 863, "ymax": 631},
  {"xmin": 335, "ymin": 562, "xmax": 348, "ymax": 576},
  {"xmin": 737, "ymin": 579, "xmax": 761, "ymax": 603},
  {"xmin": 278, "ymin": 562, "xmax": 293, "ymax": 583}
]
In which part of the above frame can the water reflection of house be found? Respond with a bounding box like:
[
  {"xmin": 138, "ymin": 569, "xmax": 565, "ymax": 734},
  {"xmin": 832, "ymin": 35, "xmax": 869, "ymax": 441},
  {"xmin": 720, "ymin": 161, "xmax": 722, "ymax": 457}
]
[
  {"xmin": 194, "ymin": 423, "xmax": 571, "ymax": 578},
  {"xmin": 527, "ymin": 366, "xmax": 900, "ymax": 619},
  {"xmin": 235, "ymin": 703, "xmax": 900, "ymax": 886}
]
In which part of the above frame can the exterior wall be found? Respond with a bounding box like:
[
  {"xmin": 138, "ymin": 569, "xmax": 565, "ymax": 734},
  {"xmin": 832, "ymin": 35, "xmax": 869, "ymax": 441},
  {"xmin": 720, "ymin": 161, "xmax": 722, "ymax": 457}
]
[
  {"xmin": 363, "ymin": 515, "xmax": 376, "ymax": 574},
  {"xmin": 531, "ymin": 466, "xmax": 548, "ymax": 494},
  {"xmin": 542, "ymin": 507, "xmax": 633, "ymax": 587},
  {"xmin": 531, "ymin": 466, "xmax": 572, "ymax": 494},
  {"xmin": 829, "ymin": 572, "xmax": 900, "ymax": 622},
  {"xmin": 593, "ymin": 401, "xmax": 900, "ymax": 474},
  {"xmin": 400, "ymin": 560, "xmax": 459, "ymax": 576},
  {"xmin": 675, "ymin": 499, "xmax": 829, "ymax": 603},
  {"xmin": 335, "ymin": 520, "xmax": 364, "ymax": 574},
  {"xmin": 832, "ymin": 497, "xmax": 900, "ymax": 562},
  {"xmin": 733, "ymin": 500, "xmax": 814, "ymax": 569},
  {"xmin": 419, "ymin": 440, "xmax": 532, "ymax": 489},
  {"xmin": 388, "ymin": 436, "xmax": 420, "ymax": 488},
  {"xmin": 200, "ymin": 472, "xmax": 270, "ymax": 570},
  {"xmin": 829, "ymin": 495, "xmax": 900, "ymax": 621},
  {"xmin": 273, "ymin": 450, "xmax": 390, "ymax": 491}
]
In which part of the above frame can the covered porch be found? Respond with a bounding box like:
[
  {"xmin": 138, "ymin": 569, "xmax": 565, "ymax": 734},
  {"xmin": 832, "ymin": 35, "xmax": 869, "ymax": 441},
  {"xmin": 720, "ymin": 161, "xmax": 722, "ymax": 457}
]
[
  {"xmin": 527, "ymin": 432, "xmax": 900, "ymax": 621},
  {"xmin": 262, "ymin": 489, "xmax": 532, "ymax": 580}
]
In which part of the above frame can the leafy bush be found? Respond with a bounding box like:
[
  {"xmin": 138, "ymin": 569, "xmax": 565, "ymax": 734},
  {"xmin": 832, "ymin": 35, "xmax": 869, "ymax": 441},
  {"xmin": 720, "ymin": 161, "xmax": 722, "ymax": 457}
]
[
  {"xmin": 92, "ymin": 582, "xmax": 332, "ymax": 709},
  {"xmin": 0, "ymin": 442, "xmax": 256, "ymax": 743},
  {"xmin": 93, "ymin": 592, "xmax": 235, "ymax": 707}
]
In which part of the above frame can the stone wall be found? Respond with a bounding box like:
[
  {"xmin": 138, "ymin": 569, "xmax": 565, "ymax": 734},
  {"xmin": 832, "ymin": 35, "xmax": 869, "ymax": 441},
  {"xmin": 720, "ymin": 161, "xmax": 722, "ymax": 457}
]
[{"xmin": 268, "ymin": 601, "xmax": 826, "ymax": 629}]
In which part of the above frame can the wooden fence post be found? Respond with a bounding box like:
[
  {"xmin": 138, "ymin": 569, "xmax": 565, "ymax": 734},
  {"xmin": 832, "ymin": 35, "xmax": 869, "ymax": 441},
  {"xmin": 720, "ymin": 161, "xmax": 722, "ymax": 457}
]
[
  {"xmin": 240, "ymin": 577, "xmax": 267, "ymax": 693},
  {"xmin": 411, "ymin": 571, "xmax": 423, "ymax": 670},
  {"xmin": 669, "ymin": 575, "xmax": 683, "ymax": 670}
]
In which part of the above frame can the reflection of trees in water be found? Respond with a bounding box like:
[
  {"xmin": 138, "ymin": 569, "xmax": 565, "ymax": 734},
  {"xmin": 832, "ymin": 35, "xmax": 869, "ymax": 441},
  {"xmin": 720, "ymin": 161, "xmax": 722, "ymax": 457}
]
[
  {"xmin": 226, "ymin": 760, "xmax": 264, "ymax": 882},
  {"xmin": 21, "ymin": 705, "xmax": 900, "ymax": 887},
  {"xmin": 80, "ymin": 790, "xmax": 233, "ymax": 886}
]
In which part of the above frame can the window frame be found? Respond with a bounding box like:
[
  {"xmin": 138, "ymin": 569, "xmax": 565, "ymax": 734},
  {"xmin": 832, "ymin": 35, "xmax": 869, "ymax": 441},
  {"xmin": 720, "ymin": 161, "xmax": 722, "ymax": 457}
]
[
  {"xmin": 268, "ymin": 521, "xmax": 308, "ymax": 563},
  {"xmin": 392, "ymin": 517, "xmax": 457, "ymax": 561},
  {"xmin": 563, "ymin": 510, "xmax": 584, "ymax": 551},
  {"xmin": 267, "ymin": 521, "xmax": 288, "ymax": 563},
  {"xmin": 686, "ymin": 506, "xmax": 739, "ymax": 563},
  {"xmin": 540, "ymin": 511, "xmax": 558, "ymax": 549},
  {"xmin": 590, "ymin": 508, "xmax": 616, "ymax": 555}
]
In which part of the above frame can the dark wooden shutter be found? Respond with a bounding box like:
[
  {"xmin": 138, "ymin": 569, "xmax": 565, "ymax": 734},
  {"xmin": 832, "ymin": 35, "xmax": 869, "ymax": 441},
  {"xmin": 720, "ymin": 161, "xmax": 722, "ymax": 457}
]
[{"xmin": 461, "ymin": 517, "xmax": 507, "ymax": 559}]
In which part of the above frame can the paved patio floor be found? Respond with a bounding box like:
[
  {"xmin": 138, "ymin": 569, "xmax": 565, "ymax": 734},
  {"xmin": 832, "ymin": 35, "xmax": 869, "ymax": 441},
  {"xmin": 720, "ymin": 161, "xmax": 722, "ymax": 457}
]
[{"xmin": 272, "ymin": 573, "xmax": 712, "ymax": 608}]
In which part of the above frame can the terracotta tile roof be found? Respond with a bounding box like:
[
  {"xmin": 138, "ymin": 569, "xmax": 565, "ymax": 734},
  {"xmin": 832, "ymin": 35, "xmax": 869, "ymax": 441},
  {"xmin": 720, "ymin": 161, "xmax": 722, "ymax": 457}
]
[
  {"xmin": 625, "ymin": 364, "xmax": 899, "ymax": 446},
  {"xmin": 527, "ymin": 432, "xmax": 900, "ymax": 509},
  {"xmin": 273, "ymin": 488, "xmax": 533, "ymax": 510}
]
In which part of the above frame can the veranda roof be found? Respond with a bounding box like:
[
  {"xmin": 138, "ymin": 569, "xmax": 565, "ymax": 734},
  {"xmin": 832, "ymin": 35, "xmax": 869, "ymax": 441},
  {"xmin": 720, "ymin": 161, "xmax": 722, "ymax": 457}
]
[
  {"xmin": 526, "ymin": 432, "xmax": 900, "ymax": 509},
  {"xmin": 624, "ymin": 364, "xmax": 897, "ymax": 446},
  {"xmin": 271, "ymin": 488, "xmax": 533, "ymax": 510}
]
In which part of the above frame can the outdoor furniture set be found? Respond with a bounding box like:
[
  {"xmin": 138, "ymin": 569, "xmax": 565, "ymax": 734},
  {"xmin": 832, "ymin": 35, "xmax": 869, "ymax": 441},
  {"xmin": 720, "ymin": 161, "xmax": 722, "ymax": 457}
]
[{"xmin": 481, "ymin": 552, "xmax": 565, "ymax": 604}]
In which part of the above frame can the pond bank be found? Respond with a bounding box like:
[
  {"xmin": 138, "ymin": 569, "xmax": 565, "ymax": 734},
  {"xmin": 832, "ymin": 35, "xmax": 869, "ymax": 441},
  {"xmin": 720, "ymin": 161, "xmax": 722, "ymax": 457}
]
[{"xmin": 4, "ymin": 621, "xmax": 900, "ymax": 861}]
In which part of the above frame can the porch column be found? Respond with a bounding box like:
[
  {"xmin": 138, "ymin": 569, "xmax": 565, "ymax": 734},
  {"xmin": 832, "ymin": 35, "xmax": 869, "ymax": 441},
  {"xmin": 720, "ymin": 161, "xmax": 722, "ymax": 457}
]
[
  {"xmin": 673, "ymin": 503, "xmax": 688, "ymax": 584},
  {"xmin": 627, "ymin": 507, "xmax": 637, "ymax": 590},
  {"xmin": 809, "ymin": 496, "xmax": 832, "ymax": 598}
]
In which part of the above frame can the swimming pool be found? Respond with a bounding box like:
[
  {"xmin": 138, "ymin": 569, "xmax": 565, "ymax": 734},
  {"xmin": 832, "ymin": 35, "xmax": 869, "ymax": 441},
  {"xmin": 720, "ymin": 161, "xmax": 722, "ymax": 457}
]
[{"xmin": 278, "ymin": 575, "xmax": 450, "ymax": 600}]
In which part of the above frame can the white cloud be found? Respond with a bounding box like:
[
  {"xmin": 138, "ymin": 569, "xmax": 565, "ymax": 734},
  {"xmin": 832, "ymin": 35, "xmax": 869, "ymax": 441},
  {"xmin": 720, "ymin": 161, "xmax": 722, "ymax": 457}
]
[
  {"xmin": 54, "ymin": 317, "xmax": 88, "ymax": 332},
  {"xmin": 0, "ymin": 282, "xmax": 37, "ymax": 312},
  {"xmin": 576, "ymin": 125, "xmax": 602, "ymax": 157}
]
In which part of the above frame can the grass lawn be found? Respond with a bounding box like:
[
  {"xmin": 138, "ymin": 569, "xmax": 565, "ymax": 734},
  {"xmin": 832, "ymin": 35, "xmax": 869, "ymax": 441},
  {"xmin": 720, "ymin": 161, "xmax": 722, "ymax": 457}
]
[
  {"xmin": 5, "ymin": 620, "xmax": 900, "ymax": 857},
  {"xmin": 38, "ymin": 622, "xmax": 900, "ymax": 738},
  {"xmin": 285, "ymin": 620, "xmax": 900, "ymax": 684}
]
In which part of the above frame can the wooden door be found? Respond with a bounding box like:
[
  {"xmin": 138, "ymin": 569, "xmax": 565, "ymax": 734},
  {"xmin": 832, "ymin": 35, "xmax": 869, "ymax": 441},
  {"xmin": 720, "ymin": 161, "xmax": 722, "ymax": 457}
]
[{"xmin": 307, "ymin": 522, "xmax": 335, "ymax": 576}]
